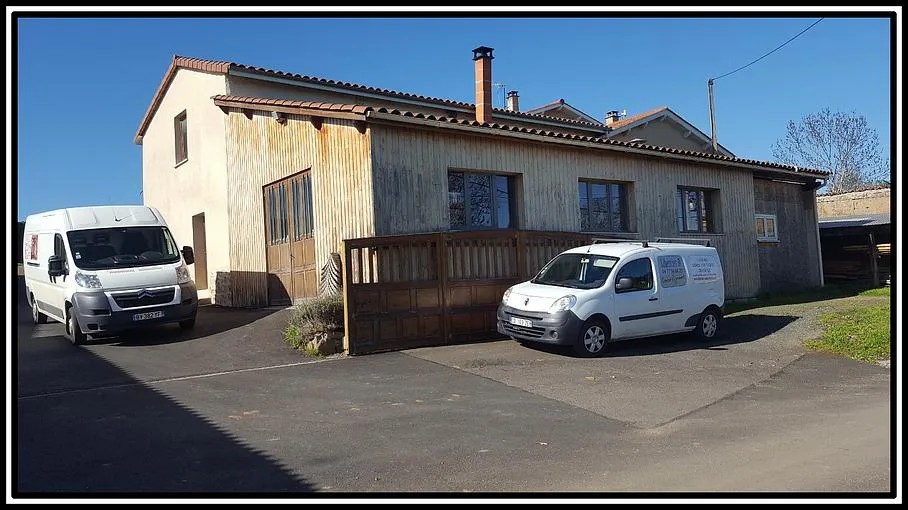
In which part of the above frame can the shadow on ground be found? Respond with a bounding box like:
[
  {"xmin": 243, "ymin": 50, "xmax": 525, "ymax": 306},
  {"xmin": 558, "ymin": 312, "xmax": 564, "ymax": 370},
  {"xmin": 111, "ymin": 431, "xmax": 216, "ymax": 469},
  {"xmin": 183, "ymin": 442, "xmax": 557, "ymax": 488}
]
[
  {"xmin": 517, "ymin": 314, "xmax": 799, "ymax": 358},
  {"xmin": 16, "ymin": 338, "xmax": 313, "ymax": 494}
]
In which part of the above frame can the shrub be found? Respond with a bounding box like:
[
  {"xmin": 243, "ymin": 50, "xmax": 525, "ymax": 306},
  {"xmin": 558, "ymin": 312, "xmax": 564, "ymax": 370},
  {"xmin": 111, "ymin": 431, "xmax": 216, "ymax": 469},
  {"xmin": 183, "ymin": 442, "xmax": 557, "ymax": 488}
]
[{"xmin": 283, "ymin": 295, "xmax": 344, "ymax": 352}]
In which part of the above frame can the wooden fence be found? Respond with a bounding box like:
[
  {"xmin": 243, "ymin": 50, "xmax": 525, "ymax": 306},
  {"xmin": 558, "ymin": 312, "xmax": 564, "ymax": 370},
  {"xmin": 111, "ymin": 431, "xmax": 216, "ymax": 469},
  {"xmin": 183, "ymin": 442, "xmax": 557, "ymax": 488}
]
[{"xmin": 342, "ymin": 230, "xmax": 601, "ymax": 354}]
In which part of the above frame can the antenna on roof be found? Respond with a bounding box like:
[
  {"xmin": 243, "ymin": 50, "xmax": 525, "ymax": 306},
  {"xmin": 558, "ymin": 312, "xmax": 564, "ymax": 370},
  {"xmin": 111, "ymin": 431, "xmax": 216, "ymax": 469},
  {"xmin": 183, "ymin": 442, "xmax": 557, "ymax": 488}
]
[{"xmin": 493, "ymin": 83, "xmax": 507, "ymax": 109}]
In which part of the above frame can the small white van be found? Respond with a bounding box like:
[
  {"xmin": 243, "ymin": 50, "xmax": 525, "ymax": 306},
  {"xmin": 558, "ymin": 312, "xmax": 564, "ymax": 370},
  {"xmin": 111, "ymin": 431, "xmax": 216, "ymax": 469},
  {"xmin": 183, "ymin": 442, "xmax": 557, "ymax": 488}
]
[
  {"xmin": 23, "ymin": 205, "xmax": 198, "ymax": 345},
  {"xmin": 497, "ymin": 241, "xmax": 725, "ymax": 357}
]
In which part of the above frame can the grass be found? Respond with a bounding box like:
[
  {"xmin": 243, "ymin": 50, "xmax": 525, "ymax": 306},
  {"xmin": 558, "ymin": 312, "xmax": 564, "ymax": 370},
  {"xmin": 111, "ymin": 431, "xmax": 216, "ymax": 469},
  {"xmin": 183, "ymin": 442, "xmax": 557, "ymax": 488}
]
[
  {"xmin": 806, "ymin": 302, "xmax": 891, "ymax": 363},
  {"xmin": 724, "ymin": 282, "xmax": 887, "ymax": 315}
]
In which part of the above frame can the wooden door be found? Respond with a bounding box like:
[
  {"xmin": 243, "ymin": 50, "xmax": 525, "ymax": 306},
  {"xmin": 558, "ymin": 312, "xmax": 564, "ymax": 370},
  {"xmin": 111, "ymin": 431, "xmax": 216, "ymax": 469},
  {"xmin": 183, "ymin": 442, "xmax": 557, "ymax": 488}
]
[{"xmin": 264, "ymin": 172, "xmax": 317, "ymax": 305}]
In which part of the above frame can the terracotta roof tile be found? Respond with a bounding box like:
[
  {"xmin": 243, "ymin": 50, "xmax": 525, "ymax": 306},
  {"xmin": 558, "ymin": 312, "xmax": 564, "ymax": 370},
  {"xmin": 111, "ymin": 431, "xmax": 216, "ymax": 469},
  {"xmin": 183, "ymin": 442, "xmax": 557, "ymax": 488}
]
[
  {"xmin": 137, "ymin": 55, "xmax": 606, "ymax": 143},
  {"xmin": 209, "ymin": 95, "xmax": 827, "ymax": 177}
]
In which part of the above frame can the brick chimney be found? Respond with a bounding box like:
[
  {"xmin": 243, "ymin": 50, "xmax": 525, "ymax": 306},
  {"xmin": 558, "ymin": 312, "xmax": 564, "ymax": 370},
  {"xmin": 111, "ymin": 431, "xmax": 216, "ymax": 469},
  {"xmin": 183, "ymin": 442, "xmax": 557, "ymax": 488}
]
[
  {"xmin": 473, "ymin": 46, "xmax": 494, "ymax": 124},
  {"xmin": 506, "ymin": 90, "xmax": 519, "ymax": 112},
  {"xmin": 605, "ymin": 110, "xmax": 621, "ymax": 126}
]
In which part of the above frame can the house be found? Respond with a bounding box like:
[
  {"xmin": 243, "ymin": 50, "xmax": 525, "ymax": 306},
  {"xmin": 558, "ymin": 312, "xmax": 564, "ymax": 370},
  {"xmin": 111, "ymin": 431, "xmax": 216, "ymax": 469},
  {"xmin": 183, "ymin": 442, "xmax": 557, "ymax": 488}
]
[
  {"xmin": 816, "ymin": 185, "xmax": 891, "ymax": 285},
  {"xmin": 525, "ymin": 101, "xmax": 735, "ymax": 157},
  {"xmin": 136, "ymin": 47, "xmax": 827, "ymax": 323}
]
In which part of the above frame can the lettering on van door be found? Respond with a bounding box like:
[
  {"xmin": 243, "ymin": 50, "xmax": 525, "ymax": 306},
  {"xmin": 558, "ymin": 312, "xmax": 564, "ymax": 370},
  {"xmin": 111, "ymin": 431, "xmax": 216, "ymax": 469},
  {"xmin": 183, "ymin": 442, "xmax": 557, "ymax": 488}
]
[
  {"xmin": 689, "ymin": 255, "xmax": 719, "ymax": 283},
  {"xmin": 29, "ymin": 234, "xmax": 38, "ymax": 261},
  {"xmin": 658, "ymin": 255, "xmax": 687, "ymax": 288}
]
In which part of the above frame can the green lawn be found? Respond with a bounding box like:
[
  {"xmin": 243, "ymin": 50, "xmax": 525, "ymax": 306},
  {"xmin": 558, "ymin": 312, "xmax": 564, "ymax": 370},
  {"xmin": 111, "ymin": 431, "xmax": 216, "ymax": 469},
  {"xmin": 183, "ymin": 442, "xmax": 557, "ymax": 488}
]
[{"xmin": 806, "ymin": 302, "xmax": 891, "ymax": 363}]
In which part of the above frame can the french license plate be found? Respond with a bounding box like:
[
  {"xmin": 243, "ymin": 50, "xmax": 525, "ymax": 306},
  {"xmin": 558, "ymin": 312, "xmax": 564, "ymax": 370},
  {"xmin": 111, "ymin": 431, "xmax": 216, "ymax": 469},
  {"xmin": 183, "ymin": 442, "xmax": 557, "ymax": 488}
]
[
  {"xmin": 133, "ymin": 310, "xmax": 164, "ymax": 321},
  {"xmin": 509, "ymin": 317, "xmax": 533, "ymax": 328}
]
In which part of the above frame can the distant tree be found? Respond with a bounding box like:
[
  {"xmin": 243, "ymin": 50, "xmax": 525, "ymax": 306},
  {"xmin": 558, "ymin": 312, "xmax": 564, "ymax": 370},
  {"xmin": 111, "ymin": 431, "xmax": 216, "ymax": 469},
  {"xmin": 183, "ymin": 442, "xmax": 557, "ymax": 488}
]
[{"xmin": 771, "ymin": 109, "xmax": 889, "ymax": 193}]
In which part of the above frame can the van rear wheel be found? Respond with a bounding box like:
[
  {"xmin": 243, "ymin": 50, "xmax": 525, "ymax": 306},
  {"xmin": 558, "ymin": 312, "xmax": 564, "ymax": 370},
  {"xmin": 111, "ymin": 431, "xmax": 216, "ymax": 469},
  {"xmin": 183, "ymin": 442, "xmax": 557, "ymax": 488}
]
[
  {"xmin": 694, "ymin": 306, "xmax": 722, "ymax": 341},
  {"xmin": 31, "ymin": 296, "xmax": 47, "ymax": 325},
  {"xmin": 574, "ymin": 319, "xmax": 609, "ymax": 358},
  {"xmin": 66, "ymin": 309, "xmax": 88, "ymax": 346}
]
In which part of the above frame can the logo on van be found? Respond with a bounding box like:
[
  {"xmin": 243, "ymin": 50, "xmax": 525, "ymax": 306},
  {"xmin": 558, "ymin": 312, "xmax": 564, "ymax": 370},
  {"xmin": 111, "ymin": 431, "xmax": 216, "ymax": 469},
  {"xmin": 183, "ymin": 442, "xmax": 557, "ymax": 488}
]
[{"xmin": 137, "ymin": 289, "xmax": 153, "ymax": 299}]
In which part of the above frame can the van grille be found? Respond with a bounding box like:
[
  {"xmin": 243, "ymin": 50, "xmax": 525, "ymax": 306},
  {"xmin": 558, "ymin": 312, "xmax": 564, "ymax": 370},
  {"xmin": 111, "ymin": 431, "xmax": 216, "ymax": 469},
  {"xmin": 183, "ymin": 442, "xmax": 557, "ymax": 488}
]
[
  {"xmin": 112, "ymin": 288, "xmax": 175, "ymax": 308},
  {"xmin": 501, "ymin": 321, "xmax": 546, "ymax": 339}
]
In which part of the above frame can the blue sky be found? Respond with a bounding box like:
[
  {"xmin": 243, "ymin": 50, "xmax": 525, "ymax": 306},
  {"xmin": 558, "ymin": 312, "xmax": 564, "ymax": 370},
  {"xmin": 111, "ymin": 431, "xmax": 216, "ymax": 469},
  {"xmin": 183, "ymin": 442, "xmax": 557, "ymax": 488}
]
[{"xmin": 14, "ymin": 14, "xmax": 893, "ymax": 220}]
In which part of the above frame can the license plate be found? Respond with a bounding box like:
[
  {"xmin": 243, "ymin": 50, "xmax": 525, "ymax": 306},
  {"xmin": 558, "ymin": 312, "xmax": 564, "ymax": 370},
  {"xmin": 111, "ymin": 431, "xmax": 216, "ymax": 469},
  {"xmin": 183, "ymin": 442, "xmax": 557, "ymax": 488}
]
[
  {"xmin": 509, "ymin": 317, "xmax": 533, "ymax": 328},
  {"xmin": 133, "ymin": 311, "xmax": 164, "ymax": 321}
]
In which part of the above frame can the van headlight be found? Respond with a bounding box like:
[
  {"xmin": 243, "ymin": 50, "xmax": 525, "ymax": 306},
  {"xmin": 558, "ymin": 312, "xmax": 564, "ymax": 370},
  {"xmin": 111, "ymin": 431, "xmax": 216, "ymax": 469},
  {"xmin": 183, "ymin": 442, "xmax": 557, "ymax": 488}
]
[
  {"xmin": 175, "ymin": 264, "xmax": 192, "ymax": 284},
  {"xmin": 502, "ymin": 287, "xmax": 513, "ymax": 305},
  {"xmin": 74, "ymin": 271, "xmax": 102, "ymax": 289},
  {"xmin": 549, "ymin": 295, "xmax": 577, "ymax": 313}
]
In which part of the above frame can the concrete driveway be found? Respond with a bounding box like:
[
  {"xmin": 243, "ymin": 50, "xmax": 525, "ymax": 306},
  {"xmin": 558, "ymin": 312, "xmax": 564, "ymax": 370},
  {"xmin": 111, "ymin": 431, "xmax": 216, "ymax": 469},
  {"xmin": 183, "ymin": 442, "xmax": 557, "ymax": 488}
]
[{"xmin": 14, "ymin": 281, "xmax": 893, "ymax": 495}]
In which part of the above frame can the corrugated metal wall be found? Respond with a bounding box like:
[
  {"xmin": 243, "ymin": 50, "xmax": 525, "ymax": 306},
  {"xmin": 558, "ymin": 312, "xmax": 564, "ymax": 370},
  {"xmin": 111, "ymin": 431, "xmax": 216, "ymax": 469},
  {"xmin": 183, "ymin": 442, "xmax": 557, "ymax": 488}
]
[
  {"xmin": 224, "ymin": 109, "xmax": 374, "ymax": 306},
  {"xmin": 370, "ymin": 124, "xmax": 762, "ymax": 298}
]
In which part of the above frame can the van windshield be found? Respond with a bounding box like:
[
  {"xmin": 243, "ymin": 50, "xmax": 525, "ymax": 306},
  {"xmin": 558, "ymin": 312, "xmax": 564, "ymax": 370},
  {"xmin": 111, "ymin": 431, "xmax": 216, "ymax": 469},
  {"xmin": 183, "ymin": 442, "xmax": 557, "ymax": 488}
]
[
  {"xmin": 67, "ymin": 227, "xmax": 181, "ymax": 270},
  {"xmin": 531, "ymin": 253, "xmax": 619, "ymax": 289}
]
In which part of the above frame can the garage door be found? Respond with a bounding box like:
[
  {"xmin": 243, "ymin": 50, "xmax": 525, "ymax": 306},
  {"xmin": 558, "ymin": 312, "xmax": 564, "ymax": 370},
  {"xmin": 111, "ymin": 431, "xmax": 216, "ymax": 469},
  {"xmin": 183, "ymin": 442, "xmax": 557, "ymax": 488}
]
[{"xmin": 264, "ymin": 172, "xmax": 317, "ymax": 305}]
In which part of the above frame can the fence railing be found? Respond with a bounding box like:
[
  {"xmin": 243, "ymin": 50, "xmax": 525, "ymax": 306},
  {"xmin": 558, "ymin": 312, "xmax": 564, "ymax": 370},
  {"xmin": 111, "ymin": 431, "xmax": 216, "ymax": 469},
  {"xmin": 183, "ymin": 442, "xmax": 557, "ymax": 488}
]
[{"xmin": 342, "ymin": 230, "xmax": 594, "ymax": 354}]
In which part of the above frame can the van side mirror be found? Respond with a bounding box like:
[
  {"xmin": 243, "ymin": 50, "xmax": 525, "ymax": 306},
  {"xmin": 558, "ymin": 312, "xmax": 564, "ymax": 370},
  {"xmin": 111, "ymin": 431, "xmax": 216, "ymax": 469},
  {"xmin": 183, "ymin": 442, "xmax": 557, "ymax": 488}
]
[
  {"xmin": 616, "ymin": 277, "xmax": 634, "ymax": 291},
  {"xmin": 181, "ymin": 246, "xmax": 195, "ymax": 265},
  {"xmin": 48, "ymin": 255, "xmax": 66, "ymax": 277}
]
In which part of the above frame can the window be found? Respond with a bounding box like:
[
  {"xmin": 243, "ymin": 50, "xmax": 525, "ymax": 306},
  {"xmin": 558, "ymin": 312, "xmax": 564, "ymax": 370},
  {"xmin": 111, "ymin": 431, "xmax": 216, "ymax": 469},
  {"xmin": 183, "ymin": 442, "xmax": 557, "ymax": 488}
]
[
  {"xmin": 615, "ymin": 257, "xmax": 654, "ymax": 293},
  {"xmin": 676, "ymin": 187, "xmax": 717, "ymax": 233},
  {"xmin": 174, "ymin": 110, "xmax": 188, "ymax": 164},
  {"xmin": 267, "ymin": 182, "xmax": 289, "ymax": 245},
  {"xmin": 578, "ymin": 180, "xmax": 628, "ymax": 232},
  {"xmin": 291, "ymin": 173, "xmax": 314, "ymax": 239},
  {"xmin": 448, "ymin": 171, "xmax": 516, "ymax": 230},
  {"xmin": 755, "ymin": 214, "xmax": 778, "ymax": 242}
]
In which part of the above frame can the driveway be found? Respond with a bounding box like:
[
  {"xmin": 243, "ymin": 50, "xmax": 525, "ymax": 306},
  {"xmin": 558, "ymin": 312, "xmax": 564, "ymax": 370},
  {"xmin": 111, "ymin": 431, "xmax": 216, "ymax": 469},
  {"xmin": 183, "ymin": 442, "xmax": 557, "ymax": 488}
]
[{"xmin": 14, "ymin": 281, "xmax": 892, "ymax": 495}]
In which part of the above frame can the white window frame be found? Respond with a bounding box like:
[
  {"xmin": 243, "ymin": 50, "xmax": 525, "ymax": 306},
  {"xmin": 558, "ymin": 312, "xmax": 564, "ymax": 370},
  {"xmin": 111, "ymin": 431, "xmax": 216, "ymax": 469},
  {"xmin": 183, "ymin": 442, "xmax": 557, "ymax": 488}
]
[{"xmin": 755, "ymin": 214, "xmax": 779, "ymax": 242}]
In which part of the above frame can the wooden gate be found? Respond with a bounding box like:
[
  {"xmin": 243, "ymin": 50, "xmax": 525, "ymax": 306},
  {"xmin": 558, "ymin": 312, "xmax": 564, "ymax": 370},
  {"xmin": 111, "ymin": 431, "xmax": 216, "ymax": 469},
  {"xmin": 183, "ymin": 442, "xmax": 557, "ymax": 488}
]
[
  {"xmin": 264, "ymin": 172, "xmax": 317, "ymax": 305},
  {"xmin": 343, "ymin": 230, "xmax": 594, "ymax": 354}
]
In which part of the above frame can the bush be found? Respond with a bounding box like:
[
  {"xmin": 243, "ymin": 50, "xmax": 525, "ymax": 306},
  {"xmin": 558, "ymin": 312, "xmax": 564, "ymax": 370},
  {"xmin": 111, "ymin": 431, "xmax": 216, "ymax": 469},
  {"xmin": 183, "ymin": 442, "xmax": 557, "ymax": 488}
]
[{"xmin": 283, "ymin": 295, "xmax": 344, "ymax": 352}]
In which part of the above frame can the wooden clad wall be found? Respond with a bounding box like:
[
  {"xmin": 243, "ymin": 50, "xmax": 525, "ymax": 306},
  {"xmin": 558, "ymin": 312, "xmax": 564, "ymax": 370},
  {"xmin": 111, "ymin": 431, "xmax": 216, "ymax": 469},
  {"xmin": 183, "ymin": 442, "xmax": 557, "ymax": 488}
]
[
  {"xmin": 370, "ymin": 124, "xmax": 761, "ymax": 298},
  {"xmin": 753, "ymin": 178, "xmax": 822, "ymax": 293},
  {"xmin": 224, "ymin": 110, "xmax": 374, "ymax": 306}
]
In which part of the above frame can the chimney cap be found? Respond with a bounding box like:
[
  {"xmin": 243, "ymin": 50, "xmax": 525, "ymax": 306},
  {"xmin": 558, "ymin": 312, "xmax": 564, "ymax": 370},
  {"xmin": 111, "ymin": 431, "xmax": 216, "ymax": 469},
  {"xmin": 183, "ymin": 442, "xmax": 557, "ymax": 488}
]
[
  {"xmin": 606, "ymin": 110, "xmax": 619, "ymax": 117},
  {"xmin": 472, "ymin": 46, "xmax": 495, "ymax": 60},
  {"xmin": 507, "ymin": 90, "xmax": 519, "ymax": 97}
]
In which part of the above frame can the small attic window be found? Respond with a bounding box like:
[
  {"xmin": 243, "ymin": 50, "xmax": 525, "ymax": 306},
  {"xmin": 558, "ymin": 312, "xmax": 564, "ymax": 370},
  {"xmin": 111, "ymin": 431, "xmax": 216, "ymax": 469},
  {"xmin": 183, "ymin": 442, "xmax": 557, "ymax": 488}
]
[{"xmin": 174, "ymin": 110, "xmax": 188, "ymax": 165}]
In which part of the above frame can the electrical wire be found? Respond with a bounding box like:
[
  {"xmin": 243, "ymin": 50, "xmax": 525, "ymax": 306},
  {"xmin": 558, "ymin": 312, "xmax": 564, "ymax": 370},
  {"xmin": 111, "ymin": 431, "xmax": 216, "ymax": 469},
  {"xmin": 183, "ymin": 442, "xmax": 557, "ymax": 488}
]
[{"xmin": 712, "ymin": 18, "xmax": 824, "ymax": 81}]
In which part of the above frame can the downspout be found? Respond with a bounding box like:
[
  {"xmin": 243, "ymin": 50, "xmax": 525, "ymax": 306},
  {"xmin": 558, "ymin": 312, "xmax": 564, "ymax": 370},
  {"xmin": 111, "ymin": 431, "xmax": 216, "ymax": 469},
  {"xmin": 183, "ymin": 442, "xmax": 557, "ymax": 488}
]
[{"xmin": 812, "ymin": 184, "xmax": 824, "ymax": 287}]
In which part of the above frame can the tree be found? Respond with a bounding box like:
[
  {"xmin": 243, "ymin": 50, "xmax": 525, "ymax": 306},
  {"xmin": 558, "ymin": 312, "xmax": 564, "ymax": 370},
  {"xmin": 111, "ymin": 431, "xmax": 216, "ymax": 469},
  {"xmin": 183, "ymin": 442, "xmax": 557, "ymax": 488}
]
[{"xmin": 771, "ymin": 109, "xmax": 889, "ymax": 193}]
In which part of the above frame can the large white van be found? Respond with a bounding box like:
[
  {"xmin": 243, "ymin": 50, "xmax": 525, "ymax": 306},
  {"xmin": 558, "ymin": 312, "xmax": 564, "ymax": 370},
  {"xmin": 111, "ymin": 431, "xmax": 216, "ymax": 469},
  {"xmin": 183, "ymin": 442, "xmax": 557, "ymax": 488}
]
[
  {"xmin": 23, "ymin": 205, "xmax": 198, "ymax": 345},
  {"xmin": 497, "ymin": 241, "xmax": 725, "ymax": 357}
]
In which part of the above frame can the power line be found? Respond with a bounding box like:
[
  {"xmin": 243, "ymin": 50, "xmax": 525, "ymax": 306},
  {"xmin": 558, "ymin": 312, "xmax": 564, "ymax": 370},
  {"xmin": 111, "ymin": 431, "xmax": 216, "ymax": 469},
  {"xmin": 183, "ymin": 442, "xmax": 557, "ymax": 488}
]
[{"xmin": 712, "ymin": 18, "xmax": 824, "ymax": 81}]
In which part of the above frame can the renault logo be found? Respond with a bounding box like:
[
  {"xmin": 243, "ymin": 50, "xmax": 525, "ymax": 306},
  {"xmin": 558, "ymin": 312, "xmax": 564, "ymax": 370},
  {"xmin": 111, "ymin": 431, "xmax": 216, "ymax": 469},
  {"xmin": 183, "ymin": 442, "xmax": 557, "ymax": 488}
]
[{"xmin": 137, "ymin": 289, "xmax": 153, "ymax": 299}]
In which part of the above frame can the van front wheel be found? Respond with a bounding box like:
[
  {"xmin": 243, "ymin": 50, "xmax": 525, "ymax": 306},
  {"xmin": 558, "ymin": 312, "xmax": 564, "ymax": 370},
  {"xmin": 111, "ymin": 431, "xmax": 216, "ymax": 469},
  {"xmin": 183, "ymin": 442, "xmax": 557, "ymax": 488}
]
[
  {"xmin": 574, "ymin": 319, "xmax": 609, "ymax": 358},
  {"xmin": 66, "ymin": 310, "xmax": 88, "ymax": 346}
]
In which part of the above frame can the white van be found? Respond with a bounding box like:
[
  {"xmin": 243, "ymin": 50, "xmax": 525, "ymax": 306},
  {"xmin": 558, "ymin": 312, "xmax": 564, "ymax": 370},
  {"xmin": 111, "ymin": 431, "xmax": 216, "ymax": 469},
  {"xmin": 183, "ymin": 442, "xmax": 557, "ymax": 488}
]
[
  {"xmin": 497, "ymin": 241, "xmax": 724, "ymax": 357},
  {"xmin": 23, "ymin": 205, "xmax": 198, "ymax": 345}
]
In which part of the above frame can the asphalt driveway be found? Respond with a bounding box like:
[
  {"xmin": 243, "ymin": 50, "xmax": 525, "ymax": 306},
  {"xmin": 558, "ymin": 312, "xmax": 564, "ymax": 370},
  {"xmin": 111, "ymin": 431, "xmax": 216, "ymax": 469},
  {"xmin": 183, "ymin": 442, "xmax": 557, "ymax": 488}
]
[{"xmin": 13, "ymin": 282, "xmax": 892, "ymax": 495}]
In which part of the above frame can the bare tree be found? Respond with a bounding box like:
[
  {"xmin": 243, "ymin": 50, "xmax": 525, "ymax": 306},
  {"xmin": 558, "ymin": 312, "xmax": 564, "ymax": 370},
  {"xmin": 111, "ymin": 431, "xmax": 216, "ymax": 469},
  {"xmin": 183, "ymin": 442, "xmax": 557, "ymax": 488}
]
[{"xmin": 771, "ymin": 109, "xmax": 889, "ymax": 193}]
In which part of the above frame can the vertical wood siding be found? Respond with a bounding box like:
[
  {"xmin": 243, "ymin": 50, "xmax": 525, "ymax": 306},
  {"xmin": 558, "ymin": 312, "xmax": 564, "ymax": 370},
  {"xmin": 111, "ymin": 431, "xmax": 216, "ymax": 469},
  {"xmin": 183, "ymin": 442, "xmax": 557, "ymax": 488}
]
[
  {"xmin": 371, "ymin": 125, "xmax": 762, "ymax": 298},
  {"xmin": 224, "ymin": 110, "xmax": 374, "ymax": 306},
  {"xmin": 753, "ymin": 178, "xmax": 822, "ymax": 293}
]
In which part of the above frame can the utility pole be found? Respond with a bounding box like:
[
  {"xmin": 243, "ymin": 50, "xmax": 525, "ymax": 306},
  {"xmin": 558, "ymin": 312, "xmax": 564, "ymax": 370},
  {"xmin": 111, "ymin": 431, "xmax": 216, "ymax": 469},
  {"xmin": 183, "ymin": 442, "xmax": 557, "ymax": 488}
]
[{"xmin": 708, "ymin": 78, "xmax": 718, "ymax": 154}]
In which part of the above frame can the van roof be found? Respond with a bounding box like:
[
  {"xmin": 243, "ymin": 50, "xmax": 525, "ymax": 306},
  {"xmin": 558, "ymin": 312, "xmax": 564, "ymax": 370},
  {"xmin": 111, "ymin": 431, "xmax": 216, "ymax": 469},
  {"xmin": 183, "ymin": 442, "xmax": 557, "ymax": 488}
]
[
  {"xmin": 25, "ymin": 205, "xmax": 165, "ymax": 231},
  {"xmin": 563, "ymin": 242, "xmax": 717, "ymax": 258}
]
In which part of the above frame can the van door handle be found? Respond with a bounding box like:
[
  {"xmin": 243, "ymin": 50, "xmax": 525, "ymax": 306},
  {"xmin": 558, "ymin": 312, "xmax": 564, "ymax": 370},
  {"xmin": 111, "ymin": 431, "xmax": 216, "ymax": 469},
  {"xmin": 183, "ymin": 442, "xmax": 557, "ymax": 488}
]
[{"xmin": 648, "ymin": 296, "xmax": 658, "ymax": 301}]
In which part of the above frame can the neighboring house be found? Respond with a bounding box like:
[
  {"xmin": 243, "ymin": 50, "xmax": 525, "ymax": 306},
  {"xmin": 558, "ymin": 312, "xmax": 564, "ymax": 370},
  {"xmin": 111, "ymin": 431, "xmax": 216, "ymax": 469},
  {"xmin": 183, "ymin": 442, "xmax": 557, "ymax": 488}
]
[
  {"xmin": 136, "ymin": 47, "xmax": 827, "ymax": 310},
  {"xmin": 604, "ymin": 106, "xmax": 735, "ymax": 157},
  {"xmin": 524, "ymin": 101, "xmax": 735, "ymax": 157},
  {"xmin": 816, "ymin": 186, "xmax": 891, "ymax": 285}
]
